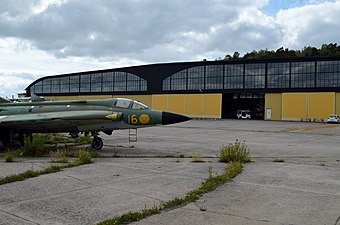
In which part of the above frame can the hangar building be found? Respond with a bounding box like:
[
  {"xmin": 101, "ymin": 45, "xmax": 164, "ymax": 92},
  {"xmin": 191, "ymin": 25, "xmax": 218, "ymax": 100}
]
[{"xmin": 26, "ymin": 57, "xmax": 340, "ymax": 121}]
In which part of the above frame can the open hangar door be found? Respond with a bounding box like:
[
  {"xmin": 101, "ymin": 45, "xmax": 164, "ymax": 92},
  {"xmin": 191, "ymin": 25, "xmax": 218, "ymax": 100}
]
[{"xmin": 222, "ymin": 93, "xmax": 265, "ymax": 119}]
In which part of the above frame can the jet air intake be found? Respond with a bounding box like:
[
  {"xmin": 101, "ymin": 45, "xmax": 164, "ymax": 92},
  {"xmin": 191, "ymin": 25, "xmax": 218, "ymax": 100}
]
[
  {"xmin": 105, "ymin": 112, "xmax": 123, "ymax": 121},
  {"xmin": 162, "ymin": 112, "xmax": 190, "ymax": 125}
]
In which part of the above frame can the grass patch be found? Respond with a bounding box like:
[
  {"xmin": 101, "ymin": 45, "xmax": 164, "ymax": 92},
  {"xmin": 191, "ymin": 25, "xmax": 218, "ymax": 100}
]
[
  {"xmin": 96, "ymin": 162, "xmax": 243, "ymax": 225},
  {"xmin": 219, "ymin": 139, "xmax": 251, "ymax": 163},
  {"xmin": 178, "ymin": 154, "xmax": 185, "ymax": 158},
  {"xmin": 49, "ymin": 149, "xmax": 69, "ymax": 163},
  {"xmin": 191, "ymin": 152, "xmax": 204, "ymax": 163},
  {"xmin": 97, "ymin": 206, "xmax": 160, "ymax": 225},
  {"xmin": 273, "ymin": 158, "xmax": 285, "ymax": 163},
  {"xmin": 4, "ymin": 152, "xmax": 15, "ymax": 162},
  {"xmin": 0, "ymin": 149, "xmax": 93, "ymax": 186},
  {"xmin": 21, "ymin": 134, "xmax": 93, "ymax": 157}
]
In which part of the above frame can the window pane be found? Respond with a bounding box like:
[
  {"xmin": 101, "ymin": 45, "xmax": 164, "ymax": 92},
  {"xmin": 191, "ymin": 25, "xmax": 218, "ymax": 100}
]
[
  {"xmin": 80, "ymin": 74, "xmax": 90, "ymax": 92},
  {"xmin": 205, "ymin": 65, "xmax": 223, "ymax": 89},
  {"xmin": 70, "ymin": 75, "xmax": 80, "ymax": 92},
  {"xmin": 91, "ymin": 73, "xmax": 102, "ymax": 92},
  {"xmin": 244, "ymin": 63, "xmax": 265, "ymax": 89},
  {"xmin": 140, "ymin": 79, "xmax": 147, "ymax": 91},
  {"xmin": 114, "ymin": 72, "xmax": 126, "ymax": 91},
  {"xmin": 163, "ymin": 77, "xmax": 170, "ymax": 91},
  {"xmin": 188, "ymin": 66, "xmax": 204, "ymax": 90},
  {"xmin": 51, "ymin": 78, "xmax": 60, "ymax": 93},
  {"xmin": 33, "ymin": 81, "xmax": 43, "ymax": 94},
  {"xmin": 42, "ymin": 78, "xmax": 51, "ymax": 93},
  {"xmin": 316, "ymin": 61, "xmax": 340, "ymax": 87},
  {"xmin": 224, "ymin": 64, "xmax": 243, "ymax": 89},
  {"xmin": 60, "ymin": 76, "xmax": 70, "ymax": 93},
  {"xmin": 171, "ymin": 70, "xmax": 187, "ymax": 90},
  {"xmin": 291, "ymin": 62, "xmax": 315, "ymax": 88},
  {"xmin": 127, "ymin": 74, "xmax": 140, "ymax": 91},
  {"xmin": 102, "ymin": 72, "xmax": 114, "ymax": 92},
  {"xmin": 267, "ymin": 63, "xmax": 290, "ymax": 88}
]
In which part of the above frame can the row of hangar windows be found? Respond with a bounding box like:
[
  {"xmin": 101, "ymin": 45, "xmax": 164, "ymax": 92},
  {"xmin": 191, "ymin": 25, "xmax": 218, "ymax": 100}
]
[
  {"xmin": 31, "ymin": 71, "xmax": 148, "ymax": 94},
  {"xmin": 163, "ymin": 61, "xmax": 340, "ymax": 91},
  {"xmin": 29, "ymin": 59, "xmax": 340, "ymax": 95}
]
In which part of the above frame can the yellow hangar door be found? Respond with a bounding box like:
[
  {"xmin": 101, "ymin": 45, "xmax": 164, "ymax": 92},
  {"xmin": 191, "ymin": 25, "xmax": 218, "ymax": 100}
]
[{"xmin": 282, "ymin": 92, "xmax": 335, "ymax": 121}]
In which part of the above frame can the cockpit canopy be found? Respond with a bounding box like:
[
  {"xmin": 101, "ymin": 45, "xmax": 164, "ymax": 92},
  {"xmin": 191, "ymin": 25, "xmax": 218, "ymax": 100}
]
[{"xmin": 113, "ymin": 98, "xmax": 149, "ymax": 109}]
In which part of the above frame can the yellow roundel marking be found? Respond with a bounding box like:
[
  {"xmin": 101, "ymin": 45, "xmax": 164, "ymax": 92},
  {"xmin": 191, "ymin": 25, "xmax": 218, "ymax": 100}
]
[{"xmin": 139, "ymin": 114, "xmax": 150, "ymax": 124}]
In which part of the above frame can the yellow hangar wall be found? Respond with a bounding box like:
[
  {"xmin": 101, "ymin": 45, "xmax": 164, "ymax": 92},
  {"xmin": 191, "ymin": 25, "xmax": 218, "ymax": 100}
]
[
  {"xmin": 46, "ymin": 93, "xmax": 222, "ymax": 118},
  {"xmin": 265, "ymin": 92, "xmax": 337, "ymax": 121},
  {"xmin": 152, "ymin": 94, "xmax": 222, "ymax": 118}
]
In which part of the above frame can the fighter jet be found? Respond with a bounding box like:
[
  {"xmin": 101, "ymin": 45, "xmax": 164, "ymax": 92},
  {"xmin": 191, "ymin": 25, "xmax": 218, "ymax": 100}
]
[{"xmin": 0, "ymin": 97, "xmax": 190, "ymax": 150}]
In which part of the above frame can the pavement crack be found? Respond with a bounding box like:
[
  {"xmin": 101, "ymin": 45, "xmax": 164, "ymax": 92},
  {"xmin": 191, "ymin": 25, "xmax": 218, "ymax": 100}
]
[
  {"xmin": 235, "ymin": 181, "xmax": 340, "ymax": 197},
  {"xmin": 0, "ymin": 209, "xmax": 41, "ymax": 225},
  {"xmin": 185, "ymin": 207, "xmax": 283, "ymax": 224},
  {"xmin": 335, "ymin": 216, "xmax": 340, "ymax": 225}
]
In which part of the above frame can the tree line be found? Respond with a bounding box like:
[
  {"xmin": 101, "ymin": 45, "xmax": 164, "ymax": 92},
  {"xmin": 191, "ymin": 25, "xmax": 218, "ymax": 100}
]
[{"xmin": 221, "ymin": 43, "xmax": 340, "ymax": 60}]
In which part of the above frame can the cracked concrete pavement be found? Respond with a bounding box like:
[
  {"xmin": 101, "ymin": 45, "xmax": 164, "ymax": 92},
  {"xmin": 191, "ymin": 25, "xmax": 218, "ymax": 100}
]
[{"xmin": 1, "ymin": 120, "xmax": 340, "ymax": 224}]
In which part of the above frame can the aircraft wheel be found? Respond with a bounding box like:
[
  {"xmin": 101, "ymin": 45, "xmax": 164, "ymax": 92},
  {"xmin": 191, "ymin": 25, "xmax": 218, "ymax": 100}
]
[{"xmin": 91, "ymin": 137, "xmax": 103, "ymax": 150}]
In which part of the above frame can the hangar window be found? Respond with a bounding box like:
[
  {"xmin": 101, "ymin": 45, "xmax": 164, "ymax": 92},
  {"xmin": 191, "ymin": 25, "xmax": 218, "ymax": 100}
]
[
  {"xmin": 70, "ymin": 75, "xmax": 80, "ymax": 92},
  {"xmin": 244, "ymin": 63, "xmax": 265, "ymax": 89},
  {"xmin": 80, "ymin": 74, "xmax": 91, "ymax": 92},
  {"xmin": 51, "ymin": 78, "xmax": 60, "ymax": 93},
  {"xmin": 114, "ymin": 72, "xmax": 127, "ymax": 92},
  {"xmin": 127, "ymin": 74, "xmax": 140, "ymax": 91},
  {"xmin": 42, "ymin": 78, "xmax": 51, "ymax": 93},
  {"xmin": 291, "ymin": 62, "xmax": 315, "ymax": 88},
  {"xmin": 171, "ymin": 70, "xmax": 187, "ymax": 90},
  {"xmin": 316, "ymin": 61, "xmax": 340, "ymax": 87},
  {"xmin": 141, "ymin": 79, "xmax": 147, "ymax": 91},
  {"xmin": 188, "ymin": 66, "xmax": 204, "ymax": 90},
  {"xmin": 224, "ymin": 64, "xmax": 243, "ymax": 89},
  {"xmin": 205, "ymin": 65, "xmax": 223, "ymax": 89},
  {"xmin": 267, "ymin": 63, "xmax": 290, "ymax": 88},
  {"xmin": 102, "ymin": 72, "xmax": 114, "ymax": 92},
  {"xmin": 163, "ymin": 77, "xmax": 171, "ymax": 90},
  {"xmin": 91, "ymin": 73, "xmax": 102, "ymax": 92},
  {"xmin": 60, "ymin": 76, "xmax": 70, "ymax": 93},
  {"xmin": 32, "ymin": 81, "xmax": 43, "ymax": 94}
]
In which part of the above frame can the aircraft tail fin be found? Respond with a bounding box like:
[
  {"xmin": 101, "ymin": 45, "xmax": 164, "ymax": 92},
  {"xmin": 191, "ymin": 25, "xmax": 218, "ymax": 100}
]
[{"xmin": 31, "ymin": 93, "xmax": 45, "ymax": 102}]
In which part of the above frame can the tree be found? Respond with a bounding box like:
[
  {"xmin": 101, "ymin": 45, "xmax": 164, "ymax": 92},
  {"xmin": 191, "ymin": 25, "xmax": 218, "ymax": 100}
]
[{"xmin": 232, "ymin": 52, "xmax": 240, "ymax": 59}]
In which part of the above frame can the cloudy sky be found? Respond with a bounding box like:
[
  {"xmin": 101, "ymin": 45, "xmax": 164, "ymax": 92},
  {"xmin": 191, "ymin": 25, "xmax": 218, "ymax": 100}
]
[{"xmin": 0, "ymin": 0, "xmax": 339, "ymax": 97}]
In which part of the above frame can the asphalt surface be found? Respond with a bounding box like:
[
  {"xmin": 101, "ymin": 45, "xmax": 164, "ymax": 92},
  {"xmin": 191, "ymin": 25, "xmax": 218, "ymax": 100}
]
[{"xmin": 1, "ymin": 120, "xmax": 340, "ymax": 225}]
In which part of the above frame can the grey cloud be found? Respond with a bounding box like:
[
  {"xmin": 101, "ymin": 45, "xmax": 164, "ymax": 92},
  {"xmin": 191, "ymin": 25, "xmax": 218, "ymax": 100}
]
[
  {"xmin": 276, "ymin": 1, "xmax": 340, "ymax": 48},
  {"xmin": 0, "ymin": 0, "xmax": 276, "ymax": 61},
  {"xmin": 7, "ymin": 0, "xmax": 338, "ymax": 63}
]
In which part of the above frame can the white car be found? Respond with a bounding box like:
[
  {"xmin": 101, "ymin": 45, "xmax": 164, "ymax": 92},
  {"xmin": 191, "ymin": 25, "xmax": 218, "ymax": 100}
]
[
  {"xmin": 237, "ymin": 110, "xmax": 251, "ymax": 119},
  {"xmin": 327, "ymin": 114, "xmax": 340, "ymax": 124}
]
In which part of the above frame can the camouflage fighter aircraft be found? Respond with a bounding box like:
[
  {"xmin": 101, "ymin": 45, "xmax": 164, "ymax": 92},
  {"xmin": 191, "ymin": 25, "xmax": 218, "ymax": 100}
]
[{"xmin": 0, "ymin": 97, "xmax": 190, "ymax": 150}]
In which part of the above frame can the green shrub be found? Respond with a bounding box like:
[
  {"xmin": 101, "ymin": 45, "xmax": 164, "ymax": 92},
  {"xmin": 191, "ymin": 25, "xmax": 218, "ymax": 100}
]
[
  {"xmin": 4, "ymin": 153, "xmax": 15, "ymax": 162},
  {"xmin": 219, "ymin": 139, "xmax": 251, "ymax": 163},
  {"xmin": 74, "ymin": 135, "xmax": 93, "ymax": 144},
  {"xmin": 23, "ymin": 135, "xmax": 49, "ymax": 156},
  {"xmin": 49, "ymin": 149, "xmax": 69, "ymax": 163},
  {"xmin": 78, "ymin": 149, "xmax": 92, "ymax": 164}
]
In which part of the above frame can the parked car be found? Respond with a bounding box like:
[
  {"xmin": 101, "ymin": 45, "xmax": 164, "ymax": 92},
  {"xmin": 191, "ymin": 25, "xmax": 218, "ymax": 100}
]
[
  {"xmin": 236, "ymin": 110, "xmax": 251, "ymax": 119},
  {"xmin": 327, "ymin": 114, "xmax": 340, "ymax": 124}
]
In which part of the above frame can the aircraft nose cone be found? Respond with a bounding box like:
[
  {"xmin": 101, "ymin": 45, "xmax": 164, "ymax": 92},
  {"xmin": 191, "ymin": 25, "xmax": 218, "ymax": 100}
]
[{"xmin": 162, "ymin": 112, "xmax": 191, "ymax": 125}]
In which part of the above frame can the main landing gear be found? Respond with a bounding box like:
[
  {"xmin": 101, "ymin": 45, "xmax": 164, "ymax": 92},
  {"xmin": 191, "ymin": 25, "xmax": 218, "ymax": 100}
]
[{"xmin": 91, "ymin": 132, "xmax": 103, "ymax": 150}]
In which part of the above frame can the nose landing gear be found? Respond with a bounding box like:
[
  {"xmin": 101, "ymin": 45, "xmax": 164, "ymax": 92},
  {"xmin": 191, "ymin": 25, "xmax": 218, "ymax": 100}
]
[{"xmin": 91, "ymin": 131, "xmax": 103, "ymax": 150}]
